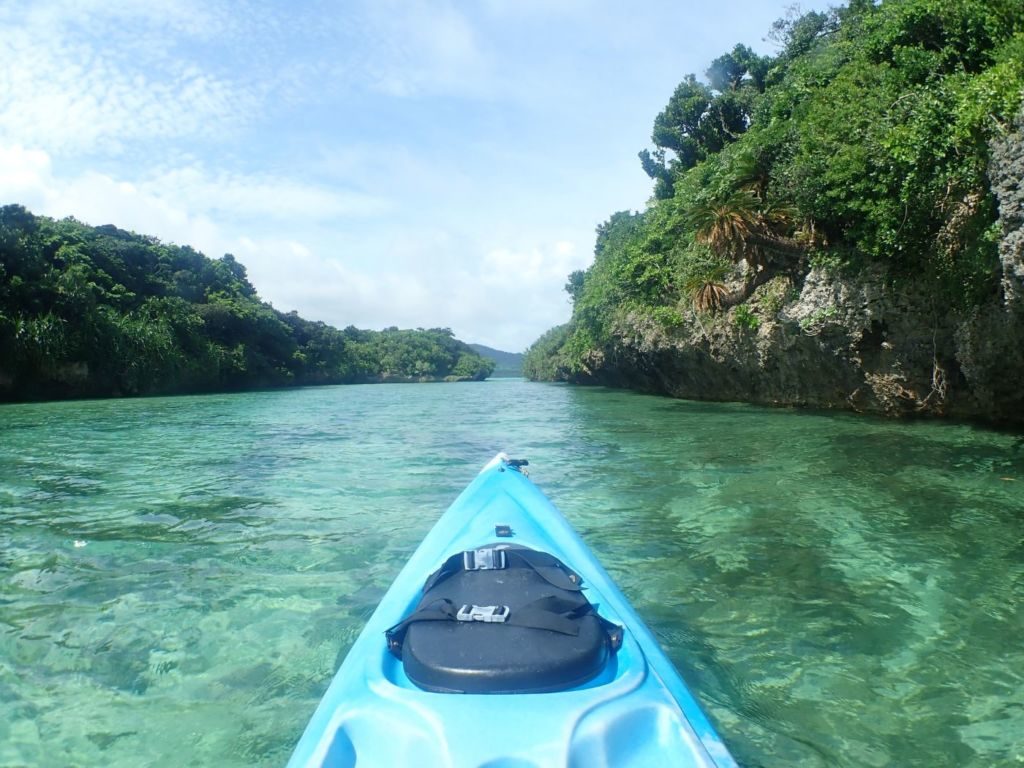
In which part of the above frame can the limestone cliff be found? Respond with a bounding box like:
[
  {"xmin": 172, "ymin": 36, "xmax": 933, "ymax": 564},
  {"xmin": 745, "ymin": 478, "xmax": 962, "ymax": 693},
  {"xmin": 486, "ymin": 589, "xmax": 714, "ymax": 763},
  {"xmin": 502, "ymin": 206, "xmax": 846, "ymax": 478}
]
[{"xmin": 573, "ymin": 118, "xmax": 1024, "ymax": 426}]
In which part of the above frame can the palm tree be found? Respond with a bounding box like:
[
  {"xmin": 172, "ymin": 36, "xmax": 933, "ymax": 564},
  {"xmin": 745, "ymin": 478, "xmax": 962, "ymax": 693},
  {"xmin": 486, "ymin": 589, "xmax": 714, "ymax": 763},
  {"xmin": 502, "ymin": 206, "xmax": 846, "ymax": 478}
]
[
  {"xmin": 686, "ymin": 192, "xmax": 805, "ymax": 271},
  {"xmin": 680, "ymin": 151, "xmax": 815, "ymax": 313},
  {"xmin": 692, "ymin": 281, "xmax": 729, "ymax": 312},
  {"xmin": 685, "ymin": 191, "xmax": 761, "ymax": 263},
  {"xmin": 728, "ymin": 151, "xmax": 769, "ymax": 202},
  {"xmin": 682, "ymin": 257, "xmax": 731, "ymax": 313}
]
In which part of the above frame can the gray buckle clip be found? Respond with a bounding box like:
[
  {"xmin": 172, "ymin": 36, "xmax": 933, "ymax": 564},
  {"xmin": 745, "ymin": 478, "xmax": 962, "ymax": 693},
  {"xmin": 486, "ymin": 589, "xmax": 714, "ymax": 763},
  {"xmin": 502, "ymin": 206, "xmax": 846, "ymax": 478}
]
[
  {"xmin": 457, "ymin": 605, "xmax": 510, "ymax": 623},
  {"xmin": 463, "ymin": 548, "xmax": 506, "ymax": 571}
]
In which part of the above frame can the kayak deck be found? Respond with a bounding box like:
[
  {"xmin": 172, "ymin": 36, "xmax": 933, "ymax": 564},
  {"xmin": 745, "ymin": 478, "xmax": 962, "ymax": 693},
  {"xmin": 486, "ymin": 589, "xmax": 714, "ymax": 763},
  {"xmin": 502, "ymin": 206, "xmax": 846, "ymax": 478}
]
[{"xmin": 287, "ymin": 455, "xmax": 736, "ymax": 767}]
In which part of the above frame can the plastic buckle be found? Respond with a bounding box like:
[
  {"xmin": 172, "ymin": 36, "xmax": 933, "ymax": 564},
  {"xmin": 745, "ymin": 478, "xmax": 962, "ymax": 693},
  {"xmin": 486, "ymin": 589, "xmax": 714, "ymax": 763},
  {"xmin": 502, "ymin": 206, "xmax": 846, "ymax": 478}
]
[
  {"xmin": 463, "ymin": 548, "xmax": 506, "ymax": 571},
  {"xmin": 457, "ymin": 605, "xmax": 510, "ymax": 623}
]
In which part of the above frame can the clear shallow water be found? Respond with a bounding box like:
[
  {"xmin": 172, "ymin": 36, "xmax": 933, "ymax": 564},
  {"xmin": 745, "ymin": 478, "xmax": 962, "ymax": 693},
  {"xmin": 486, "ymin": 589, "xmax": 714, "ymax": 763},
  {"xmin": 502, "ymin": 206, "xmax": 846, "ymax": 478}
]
[{"xmin": 1, "ymin": 380, "xmax": 1022, "ymax": 767}]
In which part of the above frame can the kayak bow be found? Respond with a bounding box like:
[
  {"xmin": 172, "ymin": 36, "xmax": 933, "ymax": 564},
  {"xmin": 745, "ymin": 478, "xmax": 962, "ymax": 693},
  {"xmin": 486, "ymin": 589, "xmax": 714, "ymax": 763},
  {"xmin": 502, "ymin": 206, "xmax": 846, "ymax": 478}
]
[{"xmin": 287, "ymin": 453, "xmax": 737, "ymax": 767}]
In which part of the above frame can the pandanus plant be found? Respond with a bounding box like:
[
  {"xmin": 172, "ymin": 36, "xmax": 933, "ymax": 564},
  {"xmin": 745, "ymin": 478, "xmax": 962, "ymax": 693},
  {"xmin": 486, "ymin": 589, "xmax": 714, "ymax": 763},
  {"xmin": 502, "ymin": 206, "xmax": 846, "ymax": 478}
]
[
  {"xmin": 680, "ymin": 250, "xmax": 731, "ymax": 313},
  {"xmin": 691, "ymin": 281, "xmax": 729, "ymax": 312},
  {"xmin": 685, "ymin": 191, "xmax": 801, "ymax": 270}
]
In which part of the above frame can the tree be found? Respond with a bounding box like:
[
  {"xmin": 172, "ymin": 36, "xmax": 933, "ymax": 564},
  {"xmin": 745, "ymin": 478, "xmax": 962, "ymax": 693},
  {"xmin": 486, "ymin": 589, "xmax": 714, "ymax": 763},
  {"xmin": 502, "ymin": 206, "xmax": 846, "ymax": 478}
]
[
  {"xmin": 707, "ymin": 44, "xmax": 771, "ymax": 93},
  {"xmin": 640, "ymin": 46, "xmax": 770, "ymax": 200},
  {"xmin": 565, "ymin": 270, "xmax": 586, "ymax": 304},
  {"xmin": 641, "ymin": 75, "xmax": 716, "ymax": 196}
]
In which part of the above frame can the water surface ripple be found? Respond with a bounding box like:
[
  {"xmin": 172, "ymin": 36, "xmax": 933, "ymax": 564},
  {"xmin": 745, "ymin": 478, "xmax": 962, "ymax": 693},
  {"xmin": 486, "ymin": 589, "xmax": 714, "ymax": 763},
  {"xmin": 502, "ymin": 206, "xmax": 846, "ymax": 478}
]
[{"xmin": 1, "ymin": 381, "xmax": 1022, "ymax": 766}]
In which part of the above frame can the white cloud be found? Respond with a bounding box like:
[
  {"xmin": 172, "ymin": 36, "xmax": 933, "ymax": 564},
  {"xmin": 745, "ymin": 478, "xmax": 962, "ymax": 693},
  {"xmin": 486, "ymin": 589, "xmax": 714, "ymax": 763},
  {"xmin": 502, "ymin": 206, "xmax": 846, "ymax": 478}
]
[
  {"xmin": 0, "ymin": 146, "xmax": 52, "ymax": 202},
  {"xmin": 0, "ymin": 1, "xmax": 263, "ymax": 156},
  {"xmin": 0, "ymin": 143, "xmax": 586, "ymax": 350},
  {"xmin": 145, "ymin": 166, "xmax": 390, "ymax": 222},
  {"xmin": 0, "ymin": 145, "xmax": 225, "ymax": 254},
  {"xmin": 449, "ymin": 240, "xmax": 589, "ymax": 349},
  {"xmin": 15, "ymin": 0, "xmax": 235, "ymax": 41},
  {"xmin": 214, "ymin": 225, "xmax": 591, "ymax": 351},
  {"xmin": 0, "ymin": 144, "xmax": 383, "ymax": 247},
  {"xmin": 482, "ymin": 241, "xmax": 581, "ymax": 286},
  {"xmin": 355, "ymin": 0, "xmax": 491, "ymax": 97},
  {"xmin": 481, "ymin": 0, "xmax": 590, "ymax": 19}
]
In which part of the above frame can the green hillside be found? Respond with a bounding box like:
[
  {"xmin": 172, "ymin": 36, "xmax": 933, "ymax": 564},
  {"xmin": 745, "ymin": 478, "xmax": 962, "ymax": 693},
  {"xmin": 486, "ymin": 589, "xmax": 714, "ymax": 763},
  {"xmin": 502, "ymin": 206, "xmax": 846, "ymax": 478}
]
[
  {"xmin": 468, "ymin": 344, "xmax": 524, "ymax": 377},
  {"xmin": 0, "ymin": 206, "xmax": 494, "ymax": 401}
]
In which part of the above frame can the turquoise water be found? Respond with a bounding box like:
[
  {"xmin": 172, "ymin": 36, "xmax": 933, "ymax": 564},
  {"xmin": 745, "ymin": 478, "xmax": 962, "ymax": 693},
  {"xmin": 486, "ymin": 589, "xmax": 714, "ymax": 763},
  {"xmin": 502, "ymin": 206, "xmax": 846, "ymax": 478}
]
[{"xmin": 1, "ymin": 380, "xmax": 1022, "ymax": 767}]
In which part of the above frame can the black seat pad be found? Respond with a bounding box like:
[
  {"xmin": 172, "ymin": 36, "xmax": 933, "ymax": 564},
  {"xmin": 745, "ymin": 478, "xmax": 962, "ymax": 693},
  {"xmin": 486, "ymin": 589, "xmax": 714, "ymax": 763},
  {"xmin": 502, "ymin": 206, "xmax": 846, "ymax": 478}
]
[{"xmin": 402, "ymin": 552, "xmax": 611, "ymax": 694}]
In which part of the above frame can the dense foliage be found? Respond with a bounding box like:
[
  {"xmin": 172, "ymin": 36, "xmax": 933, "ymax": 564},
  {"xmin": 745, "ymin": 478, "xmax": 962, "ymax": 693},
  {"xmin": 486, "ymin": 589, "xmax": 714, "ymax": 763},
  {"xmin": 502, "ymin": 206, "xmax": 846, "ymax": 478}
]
[
  {"xmin": 525, "ymin": 0, "xmax": 1024, "ymax": 379},
  {"xmin": 0, "ymin": 207, "xmax": 493, "ymax": 400},
  {"xmin": 520, "ymin": 324, "xmax": 573, "ymax": 382}
]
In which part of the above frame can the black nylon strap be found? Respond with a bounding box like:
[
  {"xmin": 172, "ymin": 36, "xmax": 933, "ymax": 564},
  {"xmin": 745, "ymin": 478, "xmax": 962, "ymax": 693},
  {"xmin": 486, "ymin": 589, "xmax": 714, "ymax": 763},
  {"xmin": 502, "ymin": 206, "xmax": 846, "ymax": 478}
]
[
  {"xmin": 507, "ymin": 595, "xmax": 591, "ymax": 636},
  {"xmin": 505, "ymin": 550, "xmax": 582, "ymax": 592},
  {"xmin": 385, "ymin": 599, "xmax": 457, "ymax": 657},
  {"xmin": 421, "ymin": 553, "xmax": 464, "ymax": 594},
  {"xmin": 385, "ymin": 595, "xmax": 603, "ymax": 657},
  {"xmin": 421, "ymin": 548, "xmax": 583, "ymax": 594}
]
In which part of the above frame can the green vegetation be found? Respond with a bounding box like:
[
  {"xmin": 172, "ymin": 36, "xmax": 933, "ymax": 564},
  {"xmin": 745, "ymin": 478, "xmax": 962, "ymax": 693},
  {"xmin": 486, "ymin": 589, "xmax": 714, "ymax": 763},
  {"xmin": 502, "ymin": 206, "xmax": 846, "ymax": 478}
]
[
  {"xmin": 0, "ymin": 206, "xmax": 493, "ymax": 401},
  {"xmin": 525, "ymin": 0, "xmax": 1024, "ymax": 380},
  {"xmin": 733, "ymin": 304, "xmax": 761, "ymax": 331},
  {"xmin": 522, "ymin": 324, "xmax": 574, "ymax": 381},
  {"xmin": 468, "ymin": 344, "xmax": 524, "ymax": 377}
]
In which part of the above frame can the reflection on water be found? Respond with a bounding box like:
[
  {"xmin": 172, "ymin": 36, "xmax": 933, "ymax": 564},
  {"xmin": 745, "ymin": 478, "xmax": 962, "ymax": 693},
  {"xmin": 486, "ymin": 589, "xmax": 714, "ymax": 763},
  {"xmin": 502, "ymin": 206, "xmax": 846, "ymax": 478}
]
[{"xmin": 1, "ymin": 382, "xmax": 1021, "ymax": 766}]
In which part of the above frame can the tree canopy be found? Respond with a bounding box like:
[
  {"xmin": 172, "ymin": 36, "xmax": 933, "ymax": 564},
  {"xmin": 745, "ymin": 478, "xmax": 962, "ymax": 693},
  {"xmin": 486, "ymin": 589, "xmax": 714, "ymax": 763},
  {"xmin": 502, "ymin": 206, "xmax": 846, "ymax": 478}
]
[{"xmin": 0, "ymin": 207, "xmax": 494, "ymax": 401}]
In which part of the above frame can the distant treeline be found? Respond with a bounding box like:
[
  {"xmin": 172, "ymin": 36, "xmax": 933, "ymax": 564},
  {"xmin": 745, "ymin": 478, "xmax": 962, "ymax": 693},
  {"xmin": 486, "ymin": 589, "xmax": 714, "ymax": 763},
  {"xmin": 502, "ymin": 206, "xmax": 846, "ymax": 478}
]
[{"xmin": 0, "ymin": 206, "xmax": 494, "ymax": 401}]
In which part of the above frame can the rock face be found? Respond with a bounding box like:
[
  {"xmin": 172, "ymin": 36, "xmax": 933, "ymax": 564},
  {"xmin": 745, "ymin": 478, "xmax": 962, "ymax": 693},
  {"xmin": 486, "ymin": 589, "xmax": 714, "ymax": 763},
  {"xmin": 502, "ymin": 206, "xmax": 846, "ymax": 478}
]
[
  {"xmin": 576, "ymin": 116, "xmax": 1024, "ymax": 427},
  {"xmin": 953, "ymin": 117, "xmax": 1024, "ymax": 422}
]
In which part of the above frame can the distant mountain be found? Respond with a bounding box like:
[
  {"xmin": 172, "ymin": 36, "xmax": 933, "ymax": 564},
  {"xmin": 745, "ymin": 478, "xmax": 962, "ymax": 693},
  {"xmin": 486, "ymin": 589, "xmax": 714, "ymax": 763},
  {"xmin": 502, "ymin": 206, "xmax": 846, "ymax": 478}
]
[{"xmin": 469, "ymin": 344, "xmax": 524, "ymax": 377}]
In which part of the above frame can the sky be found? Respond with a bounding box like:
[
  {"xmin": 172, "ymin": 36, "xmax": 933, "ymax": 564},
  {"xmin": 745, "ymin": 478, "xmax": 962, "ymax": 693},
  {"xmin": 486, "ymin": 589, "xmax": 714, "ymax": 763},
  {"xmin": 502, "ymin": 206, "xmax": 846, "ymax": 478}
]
[{"xmin": 0, "ymin": 0, "xmax": 833, "ymax": 352}]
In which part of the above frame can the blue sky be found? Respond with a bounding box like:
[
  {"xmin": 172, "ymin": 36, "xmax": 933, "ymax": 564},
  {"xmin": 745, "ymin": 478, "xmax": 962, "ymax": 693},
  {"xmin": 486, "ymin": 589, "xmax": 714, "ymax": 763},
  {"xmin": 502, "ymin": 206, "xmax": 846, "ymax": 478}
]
[{"xmin": 0, "ymin": 0, "xmax": 833, "ymax": 351}]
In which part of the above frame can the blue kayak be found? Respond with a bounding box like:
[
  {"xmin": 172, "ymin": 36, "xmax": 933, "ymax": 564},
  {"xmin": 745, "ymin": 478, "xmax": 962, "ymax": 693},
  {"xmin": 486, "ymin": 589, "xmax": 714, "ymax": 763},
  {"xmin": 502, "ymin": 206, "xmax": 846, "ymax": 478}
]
[{"xmin": 287, "ymin": 454, "xmax": 737, "ymax": 767}]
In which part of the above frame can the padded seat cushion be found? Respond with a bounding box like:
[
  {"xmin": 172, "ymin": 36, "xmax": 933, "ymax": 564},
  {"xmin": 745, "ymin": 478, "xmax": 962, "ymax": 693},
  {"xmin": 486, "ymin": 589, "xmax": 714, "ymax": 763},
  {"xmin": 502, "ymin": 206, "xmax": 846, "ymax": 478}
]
[{"xmin": 400, "ymin": 548, "xmax": 612, "ymax": 694}]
